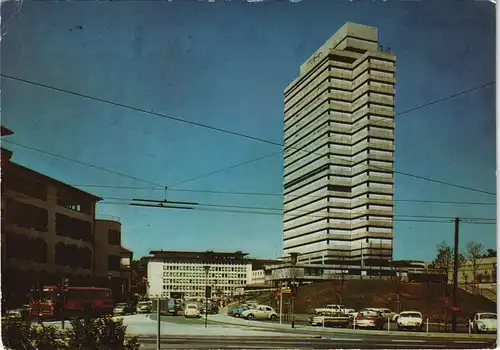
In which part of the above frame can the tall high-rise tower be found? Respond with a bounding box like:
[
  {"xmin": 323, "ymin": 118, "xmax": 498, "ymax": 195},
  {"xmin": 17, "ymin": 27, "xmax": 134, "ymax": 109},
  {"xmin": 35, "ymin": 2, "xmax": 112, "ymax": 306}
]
[{"xmin": 283, "ymin": 23, "xmax": 395, "ymax": 267}]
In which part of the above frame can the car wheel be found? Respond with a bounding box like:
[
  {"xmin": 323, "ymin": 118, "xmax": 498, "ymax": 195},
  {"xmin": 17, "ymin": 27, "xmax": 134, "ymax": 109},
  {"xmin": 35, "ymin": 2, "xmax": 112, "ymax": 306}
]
[
  {"xmin": 247, "ymin": 314, "xmax": 254, "ymax": 320},
  {"xmin": 270, "ymin": 315, "xmax": 277, "ymax": 321},
  {"xmin": 234, "ymin": 313, "xmax": 240, "ymax": 318}
]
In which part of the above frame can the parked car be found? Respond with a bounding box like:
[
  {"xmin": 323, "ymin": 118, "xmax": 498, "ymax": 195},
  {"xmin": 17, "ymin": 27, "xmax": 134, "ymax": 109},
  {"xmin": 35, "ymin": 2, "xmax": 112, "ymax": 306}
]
[
  {"xmin": 184, "ymin": 303, "xmax": 201, "ymax": 318},
  {"xmin": 345, "ymin": 309, "xmax": 357, "ymax": 319},
  {"xmin": 136, "ymin": 301, "xmax": 152, "ymax": 314},
  {"xmin": 371, "ymin": 308, "xmax": 399, "ymax": 321},
  {"xmin": 113, "ymin": 303, "xmax": 135, "ymax": 316},
  {"xmin": 241, "ymin": 305, "xmax": 278, "ymax": 321},
  {"xmin": 471, "ymin": 312, "xmax": 497, "ymax": 334},
  {"xmin": 315, "ymin": 304, "xmax": 350, "ymax": 316},
  {"xmin": 232, "ymin": 305, "xmax": 250, "ymax": 318},
  {"xmin": 354, "ymin": 309, "xmax": 386, "ymax": 330},
  {"xmin": 397, "ymin": 311, "xmax": 423, "ymax": 331},
  {"xmin": 310, "ymin": 311, "xmax": 351, "ymax": 328}
]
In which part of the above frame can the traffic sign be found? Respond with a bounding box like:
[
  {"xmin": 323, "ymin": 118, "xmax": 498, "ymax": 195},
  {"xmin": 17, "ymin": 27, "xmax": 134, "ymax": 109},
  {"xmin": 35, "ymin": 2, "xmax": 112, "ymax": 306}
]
[{"xmin": 452, "ymin": 306, "xmax": 460, "ymax": 312}]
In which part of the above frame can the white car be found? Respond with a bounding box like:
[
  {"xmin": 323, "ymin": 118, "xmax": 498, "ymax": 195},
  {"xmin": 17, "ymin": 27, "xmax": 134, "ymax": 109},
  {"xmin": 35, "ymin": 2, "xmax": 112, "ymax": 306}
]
[
  {"xmin": 397, "ymin": 311, "xmax": 423, "ymax": 330},
  {"xmin": 184, "ymin": 303, "xmax": 201, "ymax": 318},
  {"xmin": 371, "ymin": 308, "xmax": 399, "ymax": 321},
  {"xmin": 471, "ymin": 312, "xmax": 497, "ymax": 333},
  {"xmin": 241, "ymin": 305, "xmax": 278, "ymax": 321}
]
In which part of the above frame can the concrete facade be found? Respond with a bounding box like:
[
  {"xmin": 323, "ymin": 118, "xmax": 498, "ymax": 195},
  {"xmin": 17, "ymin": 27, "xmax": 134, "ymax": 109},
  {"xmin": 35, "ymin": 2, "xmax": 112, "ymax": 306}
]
[
  {"xmin": 147, "ymin": 250, "xmax": 252, "ymax": 300},
  {"xmin": 282, "ymin": 22, "xmax": 396, "ymax": 266},
  {"xmin": 1, "ymin": 153, "xmax": 100, "ymax": 278},
  {"xmin": 95, "ymin": 218, "xmax": 133, "ymax": 302},
  {"xmin": 1, "ymin": 126, "xmax": 135, "ymax": 307}
]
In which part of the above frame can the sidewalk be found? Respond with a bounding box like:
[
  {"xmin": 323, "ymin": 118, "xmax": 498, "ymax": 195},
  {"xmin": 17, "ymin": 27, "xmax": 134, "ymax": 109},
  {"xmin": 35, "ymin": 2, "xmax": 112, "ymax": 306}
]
[{"xmin": 124, "ymin": 314, "xmax": 308, "ymax": 337}]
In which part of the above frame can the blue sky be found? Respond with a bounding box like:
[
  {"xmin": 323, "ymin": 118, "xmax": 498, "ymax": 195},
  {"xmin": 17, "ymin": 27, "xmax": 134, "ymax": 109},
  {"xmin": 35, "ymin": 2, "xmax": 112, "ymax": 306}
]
[{"xmin": 1, "ymin": 0, "xmax": 496, "ymax": 262}]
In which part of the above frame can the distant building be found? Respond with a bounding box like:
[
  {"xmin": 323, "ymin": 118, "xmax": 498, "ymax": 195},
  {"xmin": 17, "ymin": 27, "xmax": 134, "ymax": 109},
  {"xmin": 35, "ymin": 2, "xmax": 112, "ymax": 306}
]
[
  {"xmin": 282, "ymin": 22, "xmax": 396, "ymax": 266},
  {"xmin": 246, "ymin": 259, "xmax": 281, "ymax": 288},
  {"xmin": 450, "ymin": 256, "xmax": 497, "ymax": 284},
  {"xmin": 147, "ymin": 250, "xmax": 253, "ymax": 300}
]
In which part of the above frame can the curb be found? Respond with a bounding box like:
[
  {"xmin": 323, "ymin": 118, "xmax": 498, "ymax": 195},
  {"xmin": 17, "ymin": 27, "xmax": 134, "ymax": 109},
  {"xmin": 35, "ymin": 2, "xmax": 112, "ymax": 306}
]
[{"xmin": 206, "ymin": 317, "xmax": 497, "ymax": 340}]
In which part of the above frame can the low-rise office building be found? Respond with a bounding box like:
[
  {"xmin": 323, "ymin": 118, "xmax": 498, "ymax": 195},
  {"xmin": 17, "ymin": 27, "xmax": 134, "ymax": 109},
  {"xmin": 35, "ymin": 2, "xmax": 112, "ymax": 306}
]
[{"xmin": 147, "ymin": 250, "xmax": 253, "ymax": 300}]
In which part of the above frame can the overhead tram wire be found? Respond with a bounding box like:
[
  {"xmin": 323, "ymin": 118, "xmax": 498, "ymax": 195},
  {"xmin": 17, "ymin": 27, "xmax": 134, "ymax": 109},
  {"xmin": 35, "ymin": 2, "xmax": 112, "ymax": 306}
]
[
  {"xmin": 101, "ymin": 196, "xmax": 496, "ymax": 222},
  {"xmin": 75, "ymin": 184, "xmax": 496, "ymax": 206},
  {"xmin": 98, "ymin": 201, "xmax": 495, "ymax": 225},
  {"xmin": 2, "ymin": 140, "xmax": 165, "ymax": 188},
  {"xmin": 2, "ymin": 74, "xmax": 495, "ymax": 196}
]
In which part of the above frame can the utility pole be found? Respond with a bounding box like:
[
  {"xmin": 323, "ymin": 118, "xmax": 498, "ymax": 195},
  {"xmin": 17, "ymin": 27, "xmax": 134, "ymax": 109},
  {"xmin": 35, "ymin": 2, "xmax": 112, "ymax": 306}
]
[
  {"xmin": 203, "ymin": 265, "xmax": 211, "ymax": 329},
  {"xmin": 379, "ymin": 238, "xmax": 382, "ymax": 280},
  {"xmin": 290, "ymin": 252, "xmax": 298, "ymax": 329},
  {"xmin": 452, "ymin": 217, "xmax": 460, "ymax": 332},
  {"xmin": 156, "ymin": 296, "xmax": 161, "ymax": 350}
]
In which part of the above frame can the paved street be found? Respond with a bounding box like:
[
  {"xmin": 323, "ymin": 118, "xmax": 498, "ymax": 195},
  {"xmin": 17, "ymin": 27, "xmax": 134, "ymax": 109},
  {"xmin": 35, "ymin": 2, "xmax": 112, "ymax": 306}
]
[
  {"xmin": 119, "ymin": 313, "xmax": 496, "ymax": 349},
  {"xmin": 40, "ymin": 312, "xmax": 495, "ymax": 349},
  {"xmin": 136, "ymin": 334, "xmax": 496, "ymax": 349}
]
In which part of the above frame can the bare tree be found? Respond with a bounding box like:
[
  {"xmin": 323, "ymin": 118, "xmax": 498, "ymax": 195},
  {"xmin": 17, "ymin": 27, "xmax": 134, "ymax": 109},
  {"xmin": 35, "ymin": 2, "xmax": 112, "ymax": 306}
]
[
  {"xmin": 466, "ymin": 241, "xmax": 485, "ymax": 284},
  {"xmin": 332, "ymin": 256, "xmax": 348, "ymax": 305},
  {"xmin": 432, "ymin": 241, "xmax": 467, "ymax": 292},
  {"xmin": 432, "ymin": 241, "xmax": 453, "ymax": 297},
  {"xmin": 390, "ymin": 264, "xmax": 404, "ymax": 313}
]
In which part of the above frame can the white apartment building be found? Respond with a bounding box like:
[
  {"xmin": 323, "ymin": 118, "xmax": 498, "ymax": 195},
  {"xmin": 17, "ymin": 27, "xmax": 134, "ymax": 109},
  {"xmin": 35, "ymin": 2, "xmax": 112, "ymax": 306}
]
[
  {"xmin": 250, "ymin": 270, "xmax": 266, "ymax": 285},
  {"xmin": 283, "ymin": 22, "xmax": 395, "ymax": 267},
  {"xmin": 147, "ymin": 250, "xmax": 252, "ymax": 300}
]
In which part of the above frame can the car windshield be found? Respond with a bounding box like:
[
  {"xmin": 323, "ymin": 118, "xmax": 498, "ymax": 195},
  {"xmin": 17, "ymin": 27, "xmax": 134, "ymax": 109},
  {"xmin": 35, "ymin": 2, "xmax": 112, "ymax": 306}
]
[
  {"xmin": 116, "ymin": 303, "xmax": 127, "ymax": 307},
  {"xmin": 187, "ymin": 305, "xmax": 197, "ymax": 309},
  {"xmin": 138, "ymin": 302, "xmax": 150, "ymax": 307},
  {"xmin": 401, "ymin": 313, "xmax": 421, "ymax": 318},
  {"xmin": 479, "ymin": 314, "xmax": 497, "ymax": 320}
]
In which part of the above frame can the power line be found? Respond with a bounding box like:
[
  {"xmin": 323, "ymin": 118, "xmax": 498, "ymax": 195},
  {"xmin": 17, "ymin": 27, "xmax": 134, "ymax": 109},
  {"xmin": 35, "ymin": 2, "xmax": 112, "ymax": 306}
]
[
  {"xmin": 99, "ymin": 197, "xmax": 496, "ymax": 221},
  {"xmin": 2, "ymin": 74, "xmax": 495, "ymax": 196},
  {"xmin": 365, "ymin": 81, "xmax": 496, "ymax": 129},
  {"xmin": 1, "ymin": 74, "xmax": 283, "ymax": 146},
  {"xmin": 3, "ymin": 139, "xmax": 165, "ymax": 188},
  {"xmin": 98, "ymin": 201, "xmax": 457, "ymax": 224},
  {"xmin": 173, "ymin": 83, "xmax": 495, "ymax": 188},
  {"xmin": 168, "ymin": 151, "xmax": 282, "ymax": 188},
  {"xmin": 74, "ymin": 184, "xmax": 496, "ymax": 206}
]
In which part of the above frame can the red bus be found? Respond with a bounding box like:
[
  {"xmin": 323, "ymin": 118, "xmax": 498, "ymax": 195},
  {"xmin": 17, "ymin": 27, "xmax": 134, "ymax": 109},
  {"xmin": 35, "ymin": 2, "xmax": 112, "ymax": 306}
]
[{"xmin": 30, "ymin": 286, "xmax": 114, "ymax": 319}]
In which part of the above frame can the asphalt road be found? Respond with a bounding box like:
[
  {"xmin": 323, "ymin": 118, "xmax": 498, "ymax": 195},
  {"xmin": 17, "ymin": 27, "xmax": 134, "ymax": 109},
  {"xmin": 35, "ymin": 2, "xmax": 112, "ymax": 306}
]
[{"xmin": 136, "ymin": 334, "xmax": 496, "ymax": 349}]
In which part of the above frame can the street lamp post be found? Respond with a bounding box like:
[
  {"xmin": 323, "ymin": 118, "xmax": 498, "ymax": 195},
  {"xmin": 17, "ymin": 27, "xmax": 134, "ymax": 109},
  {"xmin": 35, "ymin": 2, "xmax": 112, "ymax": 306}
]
[
  {"xmin": 203, "ymin": 265, "xmax": 210, "ymax": 329},
  {"xmin": 289, "ymin": 252, "xmax": 299, "ymax": 329},
  {"xmin": 108, "ymin": 272, "xmax": 112, "ymax": 292}
]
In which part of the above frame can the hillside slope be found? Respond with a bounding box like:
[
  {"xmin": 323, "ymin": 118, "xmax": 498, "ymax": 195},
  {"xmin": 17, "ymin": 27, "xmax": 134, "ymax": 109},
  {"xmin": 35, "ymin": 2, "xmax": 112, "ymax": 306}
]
[{"xmin": 259, "ymin": 280, "xmax": 496, "ymax": 322}]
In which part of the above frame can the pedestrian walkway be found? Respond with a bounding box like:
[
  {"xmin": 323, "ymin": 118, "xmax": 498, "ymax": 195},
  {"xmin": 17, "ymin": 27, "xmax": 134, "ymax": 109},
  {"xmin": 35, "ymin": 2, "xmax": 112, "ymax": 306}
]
[{"xmin": 124, "ymin": 314, "xmax": 306, "ymax": 337}]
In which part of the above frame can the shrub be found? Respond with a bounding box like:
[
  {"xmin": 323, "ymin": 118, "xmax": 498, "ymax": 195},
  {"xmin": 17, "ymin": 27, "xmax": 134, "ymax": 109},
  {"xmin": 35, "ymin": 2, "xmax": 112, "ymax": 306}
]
[{"xmin": 1, "ymin": 315, "xmax": 140, "ymax": 350}]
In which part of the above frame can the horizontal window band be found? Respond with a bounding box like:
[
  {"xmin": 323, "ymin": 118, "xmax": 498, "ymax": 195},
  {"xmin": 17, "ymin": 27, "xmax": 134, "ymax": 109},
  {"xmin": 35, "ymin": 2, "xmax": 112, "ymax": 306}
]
[
  {"xmin": 285, "ymin": 53, "xmax": 395, "ymax": 99},
  {"xmin": 284, "ymin": 164, "xmax": 330, "ymax": 190}
]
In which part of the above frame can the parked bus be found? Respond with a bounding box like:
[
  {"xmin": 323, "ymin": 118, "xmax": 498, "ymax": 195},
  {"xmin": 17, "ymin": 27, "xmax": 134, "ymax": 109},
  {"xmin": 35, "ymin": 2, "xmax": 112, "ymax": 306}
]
[{"xmin": 30, "ymin": 286, "xmax": 114, "ymax": 319}]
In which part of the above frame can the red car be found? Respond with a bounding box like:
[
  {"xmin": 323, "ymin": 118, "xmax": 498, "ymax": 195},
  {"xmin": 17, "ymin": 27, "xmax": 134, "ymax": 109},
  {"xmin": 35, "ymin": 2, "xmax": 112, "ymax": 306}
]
[{"xmin": 354, "ymin": 309, "xmax": 386, "ymax": 330}]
